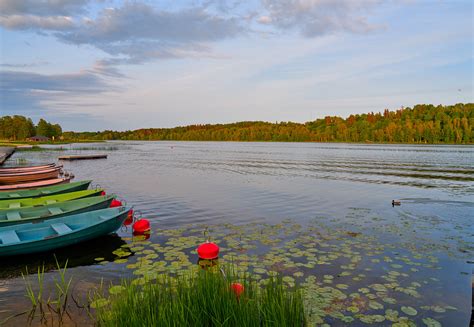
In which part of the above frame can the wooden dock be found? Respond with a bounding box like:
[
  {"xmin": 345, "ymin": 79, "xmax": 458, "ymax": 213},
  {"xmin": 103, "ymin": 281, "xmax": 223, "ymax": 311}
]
[
  {"xmin": 58, "ymin": 154, "xmax": 107, "ymax": 161},
  {"xmin": 0, "ymin": 147, "xmax": 15, "ymax": 165}
]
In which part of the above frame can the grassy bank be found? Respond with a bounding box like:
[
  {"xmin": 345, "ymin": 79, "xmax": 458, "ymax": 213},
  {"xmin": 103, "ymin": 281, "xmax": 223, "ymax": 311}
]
[{"xmin": 92, "ymin": 268, "xmax": 306, "ymax": 326}]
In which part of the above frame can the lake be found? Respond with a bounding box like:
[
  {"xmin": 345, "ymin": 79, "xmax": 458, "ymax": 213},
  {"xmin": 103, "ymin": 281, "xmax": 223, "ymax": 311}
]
[{"xmin": 1, "ymin": 142, "xmax": 473, "ymax": 326}]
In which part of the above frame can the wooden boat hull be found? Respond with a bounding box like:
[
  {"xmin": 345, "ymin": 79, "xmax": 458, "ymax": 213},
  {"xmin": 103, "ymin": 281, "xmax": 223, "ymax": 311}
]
[
  {"xmin": 0, "ymin": 189, "xmax": 104, "ymax": 210},
  {"xmin": 0, "ymin": 167, "xmax": 61, "ymax": 184},
  {"xmin": 0, "ymin": 180, "xmax": 91, "ymax": 200},
  {"xmin": 0, "ymin": 206, "xmax": 130, "ymax": 256},
  {"xmin": 0, "ymin": 178, "xmax": 71, "ymax": 191},
  {"xmin": 0, "ymin": 195, "xmax": 115, "ymax": 226},
  {"xmin": 0, "ymin": 163, "xmax": 58, "ymax": 174}
]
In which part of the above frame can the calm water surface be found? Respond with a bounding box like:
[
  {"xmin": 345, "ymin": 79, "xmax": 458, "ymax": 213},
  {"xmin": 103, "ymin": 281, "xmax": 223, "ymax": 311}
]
[{"xmin": 1, "ymin": 142, "xmax": 473, "ymax": 326}]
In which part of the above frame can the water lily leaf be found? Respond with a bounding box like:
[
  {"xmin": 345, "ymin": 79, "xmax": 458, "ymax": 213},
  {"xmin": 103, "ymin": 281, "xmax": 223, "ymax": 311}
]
[
  {"xmin": 109, "ymin": 285, "xmax": 126, "ymax": 295},
  {"xmin": 90, "ymin": 298, "xmax": 109, "ymax": 309},
  {"xmin": 401, "ymin": 306, "xmax": 417, "ymax": 316},
  {"xmin": 347, "ymin": 306, "xmax": 359, "ymax": 313},
  {"xmin": 422, "ymin": 317, "xmax": 442, "ymax": 327},
  {"xmin": 114, "ymin": 259, "xmax": 128, "ymax": 264},
  {"xmin": 430, "ymin": 305, "xmax": 446, "ymax": 313},
  {"xmin": 369, "ymin": 301, "xmax": 384, "ymax": 310}
]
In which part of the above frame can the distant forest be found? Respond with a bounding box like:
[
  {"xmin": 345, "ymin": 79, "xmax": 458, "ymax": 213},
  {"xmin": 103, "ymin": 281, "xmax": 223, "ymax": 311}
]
[
  {"xmin": 2, "ymin": 103, "xmax": 473, "ymax": 143},
  {"xmin": 0, "ymin": 116, "xmax": 62, "ymax": 140}
]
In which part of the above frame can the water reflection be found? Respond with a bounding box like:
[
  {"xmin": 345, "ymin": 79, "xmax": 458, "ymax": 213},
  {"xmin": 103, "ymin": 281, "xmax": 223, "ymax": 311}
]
[{"xmin": 0, "ymin": 234, "xmax": 127, "ymax": 279}]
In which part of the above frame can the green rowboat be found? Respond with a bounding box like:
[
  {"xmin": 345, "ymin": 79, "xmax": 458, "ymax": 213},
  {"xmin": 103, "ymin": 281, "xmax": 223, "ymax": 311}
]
[
  {"xmin": 0, "ymin": 180, "xmax": 92, "ymax": 200},
  {"xmin": 0, "ymin": 189, "xmax": 104, "ymax": 210},
  {"xmin": 0, "ymin": 195, "xmax": 115, "ymax": 226},
  {"xmin": 0, "ymin": 206, "xmax": 131, "ymax": 256}
]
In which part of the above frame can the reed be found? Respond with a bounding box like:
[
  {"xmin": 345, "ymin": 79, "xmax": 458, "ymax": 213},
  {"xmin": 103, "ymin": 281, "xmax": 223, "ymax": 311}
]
[
  {"xmin": 92, "ymin": 267, "xmax": 306, "ymax": 326},
  {"xmin": 21, "ymin": 258, "xmax": 74, "ymax": 324}
]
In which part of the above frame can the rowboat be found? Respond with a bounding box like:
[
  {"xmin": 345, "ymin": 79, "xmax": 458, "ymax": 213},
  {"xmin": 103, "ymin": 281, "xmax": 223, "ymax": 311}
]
[
  {"xmin": 0, "ymin": 167, "xmax": 62, "ymax": 184},
  {"xmin": 0, "ymin": 195, "xmax": 115, "ymax": 226},
  {"xmin": 0, "ymin": 163, "xmax": 58, "ymax": 174},
  {"xmin": 0, "ymin": 206, "xmax": 130, "ymax": 256},
  {"xmin": 0, "ymin": 180, "xmax": 91, "ymax": 200},
  {"xmin": 0, "ymin": 177, "xmax": 71, "ymax": 191},
  {"xmin": 0, "ymin": 189, "xmax": 104, "ymax": 210}
]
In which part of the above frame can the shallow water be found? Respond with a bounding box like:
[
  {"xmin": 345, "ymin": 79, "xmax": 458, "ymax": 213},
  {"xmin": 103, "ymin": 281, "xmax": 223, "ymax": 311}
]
[{"xmin": 1, "ymin": 142, "xmax": 473, "ymax": 326}]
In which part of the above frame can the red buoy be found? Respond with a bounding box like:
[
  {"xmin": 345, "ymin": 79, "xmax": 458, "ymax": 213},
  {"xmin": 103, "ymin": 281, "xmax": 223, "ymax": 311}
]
[
  {"xmin": 197, "ymin": 242, "xmax": 219, "ymax": 260},
  {"xmin": 133, "ymin": 219, "xmax": 150, "ymax": 233},
  {"xmin": 101, "ymin": 191, "xmax": 106, "ymax": 196},
  {"xmin": 231, "ymin": 283, "xmax": 244, "ymax": 298},
  {"xmin": 110, "ymin": 199, "xmax": 122, "ymax": 208},
  {"xmin": 124, "ymin": 209, "xmax": 134, "ymax": 226}
]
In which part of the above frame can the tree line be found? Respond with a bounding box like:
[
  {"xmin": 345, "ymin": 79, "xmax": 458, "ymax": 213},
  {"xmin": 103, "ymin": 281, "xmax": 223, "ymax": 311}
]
[
  {"xmin": 2, "ymin": 103, "xmax": 473, "ymax": 143},
  {"xmin": 0, "ymin": 116, "xmax": 62, "ymax": 140}
]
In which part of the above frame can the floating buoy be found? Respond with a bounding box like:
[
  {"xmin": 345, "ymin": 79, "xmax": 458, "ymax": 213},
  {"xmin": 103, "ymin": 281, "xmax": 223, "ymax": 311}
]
[
  {"xmin": 197, "ymin": 241, "xmax": 219, "ymax": 260},
  {"xmin": 110, "ymin": 199, "xmax": 122, "ymax": 208},
  {"xmin": 101, "ymin": 191, "xmax": 106, "ymax": 196},
  {"xmin": 124, "ymin": 209, "xmax": 134, "ymax": 226},
  {"xmin": 231, "ymin": 283, "xmax": 244, "ymax": 298},
  {"xmin": 133, "ymin": 219, "xmax": 150, "ymax": 233}
]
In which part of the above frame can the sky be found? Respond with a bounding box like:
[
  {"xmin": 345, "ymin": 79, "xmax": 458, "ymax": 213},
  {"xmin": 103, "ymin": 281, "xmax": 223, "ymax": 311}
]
[{"xmin": 0, "ymin": 0, "xmax": 473, "ymax": 131}]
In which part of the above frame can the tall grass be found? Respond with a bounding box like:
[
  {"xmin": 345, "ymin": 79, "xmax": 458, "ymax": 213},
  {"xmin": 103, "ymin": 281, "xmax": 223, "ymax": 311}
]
[
  {"xmin": 20, "ymin": 258, "xmax": 73, "ymax": 324},
  {"xmin": 92, "ymin": 268, "xmax": 306, "ymax": 326}
]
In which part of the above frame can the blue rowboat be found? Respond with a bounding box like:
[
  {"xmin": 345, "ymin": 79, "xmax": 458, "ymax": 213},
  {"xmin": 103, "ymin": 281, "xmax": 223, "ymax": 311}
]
[
  {"xmin": 0, "ymin": 180, "xmax": 92, "ymax": 200},
  {"xmin": 0, "ymin": 195, "xmax": 115, "ymax": 226},
  {"xmin": 0, "ymin": 206, "xmax": 131, "ymax": 256}
]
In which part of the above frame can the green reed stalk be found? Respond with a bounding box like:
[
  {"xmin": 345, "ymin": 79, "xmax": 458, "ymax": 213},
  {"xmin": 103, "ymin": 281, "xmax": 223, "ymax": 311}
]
[{"xmin": 92, "ymin": 266, "xmax": 306, "ymax": 326}]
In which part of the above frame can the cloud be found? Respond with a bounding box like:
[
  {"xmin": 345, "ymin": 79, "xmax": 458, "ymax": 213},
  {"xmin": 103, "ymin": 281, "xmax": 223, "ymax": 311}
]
[
  {"xmin": 0, "ymin": 0, "xmax": 90, "ymax": 16},
  {"xmin": 0, "ymin": 61, "xmax": 49, "ymax": 68},
  {"xmin": 0, "ymin": 64, "xmax": 118, "ymax": 116},
  {"xmin": 0, "ymin": 14, "xmax": 75, "ymax": 30},
  {"xmin": 259, "ymin": 0, "xmax": 381, "ymax": 37},
  {"xmin": 53, "ymin": 3, "xmax": 242, "ymax": 63}
]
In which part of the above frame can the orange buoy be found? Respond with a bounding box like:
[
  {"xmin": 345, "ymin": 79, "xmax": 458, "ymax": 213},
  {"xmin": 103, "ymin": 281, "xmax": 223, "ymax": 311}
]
[
  {"xmin": 110, "ymin": 199, "xmax": 122, "ymax": 208},
  {"xmin": 133, "ymin": 219, "xmax": 150, "ymax": 233},
  {"xmin": 231, "ymin": 283, "xmax": 244, "ymax": 297},
  {"xmin": 101, "ymin": 191, "xmax": 106, "ymax": 196},
  {"xmin": 197, "ymin": 241, "xmax": 219, "ymax": 260}
]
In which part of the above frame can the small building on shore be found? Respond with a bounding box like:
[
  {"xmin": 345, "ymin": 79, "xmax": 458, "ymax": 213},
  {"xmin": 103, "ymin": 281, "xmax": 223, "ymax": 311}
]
[{"xmin": 27, "ymin": 135, "xmax": 50, "ymax": 142}]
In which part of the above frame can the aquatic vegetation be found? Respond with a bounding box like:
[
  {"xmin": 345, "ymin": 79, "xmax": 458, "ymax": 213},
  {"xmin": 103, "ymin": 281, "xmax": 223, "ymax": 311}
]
[
  {"xmin": 86, "ymin": 217, "xmax": 463, "ymax": 326},
  {"xmin": 92, "ymin": 267, "xmax": 306, "ymax": 326},
  {"xmin": 19, "ymin": 259, "xmax": 74, "ymax": 325}
]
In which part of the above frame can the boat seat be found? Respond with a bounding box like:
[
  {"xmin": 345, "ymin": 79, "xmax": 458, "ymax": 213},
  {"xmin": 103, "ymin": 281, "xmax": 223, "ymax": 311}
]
[
  {"xmin": 48, "ymin": 207, "xmax": 64, "ymax": 215},
  {"xmin": 6, "ymin": 212, "xmax": 21, "ymax": 221},
  {"xmin": 8, "ymin": 203, "xmax": 21, "ymax": 209},
  {"xmin": 8, "ymin": 193, "xmax": 20, "ymax": 198},
  {"xmin": 51, "ymin": 223, "xmax": 72, "ymax": 235},
  {"xmin": 0, "ymin": 230, "xmax": 20, "ymax": 244},
  {"xmin": 45, "ymin": 200, "xmax": 57, "ymax": 205}
]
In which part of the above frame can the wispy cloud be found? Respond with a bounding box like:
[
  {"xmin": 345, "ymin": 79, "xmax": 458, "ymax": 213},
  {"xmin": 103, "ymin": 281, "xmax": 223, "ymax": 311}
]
[
  {"xmin": 258, "ymin": 0, "xmax": 381, "ymax": 37},
  {"xmin": 0, "ymin": 64, "xmax": 119, "ymax": 117},
  {"xmin": 0, "ymin": 0, "xmax": 90, "ymax": 16}
]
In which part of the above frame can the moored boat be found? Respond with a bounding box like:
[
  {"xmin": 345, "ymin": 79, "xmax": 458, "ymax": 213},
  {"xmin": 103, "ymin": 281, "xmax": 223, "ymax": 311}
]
[
  {"xmin": 0, "ymin": 180, "xmax": 92, "ymax": 200},
  {"xmin": 0, "ymin": 195, "xmax": 115, "ymax": 226},
  {"xmin": 0, "ymin": 166, "xmax": 62, "ymax": 185},
  {"xmin": 0, "ymin": 163, "xmax": 58, "ymax": 174},
  {"xmin": 0, "ymin": 206, "xmax": 131, "ymax": 256},
  {"xmin": 0, "ymin": 189, "xmax": 104, "ymax": 210},
  {"xmin": 0, "ymin": 177, "xmax": 71, "ymax": 191}
]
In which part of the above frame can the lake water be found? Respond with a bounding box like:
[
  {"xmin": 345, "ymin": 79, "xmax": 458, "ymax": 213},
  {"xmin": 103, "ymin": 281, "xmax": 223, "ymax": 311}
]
[{"xmin": 1, "ymin": 142, "xmax": 473, "ymax": 326}]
